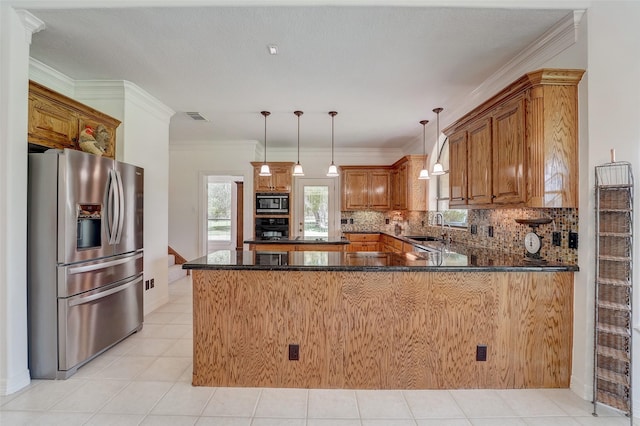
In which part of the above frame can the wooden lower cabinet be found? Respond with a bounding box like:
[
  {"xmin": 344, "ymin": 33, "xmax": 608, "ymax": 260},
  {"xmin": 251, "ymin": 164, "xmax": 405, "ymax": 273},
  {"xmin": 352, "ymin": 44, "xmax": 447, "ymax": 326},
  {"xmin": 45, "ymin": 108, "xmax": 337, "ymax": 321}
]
[
  {"xmin": 345, "ymin": 233, "xmax": 381, "ymax": 252},
  {"xmin": 192, "ymin": 270, "xmax": 573, "ymax": 389},
  {"xmin": 249, "ymin": 243, "xmax": 345, "ymax": 252}
]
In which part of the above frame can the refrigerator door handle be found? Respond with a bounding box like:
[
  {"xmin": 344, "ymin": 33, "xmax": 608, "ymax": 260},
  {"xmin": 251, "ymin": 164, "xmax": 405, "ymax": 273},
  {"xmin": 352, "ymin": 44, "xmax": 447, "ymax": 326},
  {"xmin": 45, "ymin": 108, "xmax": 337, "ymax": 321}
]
[
  {"xmin": 113, "ymin": 169, "xmax": 125, "ymax": 244},
  {"xmin": 105, "ymin": 169, "xmax": 117, "ymax": 244},
  {"xmin": 67, "ymin": 276, "xmax": 142, "ymax": 307},
  {"xmin": 67, "ymin": 252, "xmax": 144, "ymax": 275}
]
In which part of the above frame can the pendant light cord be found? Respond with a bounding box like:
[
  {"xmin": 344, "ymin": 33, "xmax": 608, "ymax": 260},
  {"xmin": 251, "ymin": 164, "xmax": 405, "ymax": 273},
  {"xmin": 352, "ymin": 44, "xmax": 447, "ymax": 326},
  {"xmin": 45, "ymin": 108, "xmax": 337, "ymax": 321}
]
[
  {"xmin": 261, "ymin": 110, "xmax": 270, "ymax": 164},
  {"xmin": 329, "ymin": 111, "xmax": 337, "ymax": 164},
  {"xmin": 420, "ymin": 120, "xmax": 429, "ymax": 168},
  {"xmin": 297, "ymin": 114, "xmax": 301, "ymax": 163},
  {"xmin": 331, "ymin": 115, "xmax": 334, "ymax": 164}
]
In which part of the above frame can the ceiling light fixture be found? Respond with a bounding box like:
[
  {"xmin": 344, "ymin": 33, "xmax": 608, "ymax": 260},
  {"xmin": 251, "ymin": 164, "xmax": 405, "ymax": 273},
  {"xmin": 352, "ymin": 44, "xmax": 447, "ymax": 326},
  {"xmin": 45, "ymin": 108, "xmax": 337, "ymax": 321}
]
[
  {"xmin": 259, "ymin": 111, "xmax": 271, "ymax": 177},
  {"xmin": 267, "ymin": 44, "xmax": 278, "ymax": 55},
  {"xmin": 293, "ymin": 110, "xmax": 304, "ymax": 176},
  {"xmin": 431, "ymin": 107, "xmax": 446, "ymax": 176},
  {"xmin": 326, "ymin": 111, "xmax": 339, "ymax": 177},
  {"xmin": 418, "ymin": 119, "xmax": 430, "ymax": 180}
]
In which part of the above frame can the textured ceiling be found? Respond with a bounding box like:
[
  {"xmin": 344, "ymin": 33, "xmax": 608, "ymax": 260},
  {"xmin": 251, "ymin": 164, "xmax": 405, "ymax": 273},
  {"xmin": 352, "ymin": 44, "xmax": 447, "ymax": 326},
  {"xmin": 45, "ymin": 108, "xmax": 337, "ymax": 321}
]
[{"xmin": 26, "ymin": 5, "xmax": 573, "ymax": 150}]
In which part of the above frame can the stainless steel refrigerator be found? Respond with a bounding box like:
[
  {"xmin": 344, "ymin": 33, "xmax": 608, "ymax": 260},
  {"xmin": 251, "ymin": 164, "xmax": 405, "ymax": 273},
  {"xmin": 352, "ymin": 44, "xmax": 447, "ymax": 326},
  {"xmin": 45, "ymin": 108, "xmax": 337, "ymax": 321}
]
[{"xmin": 27, "ymin": 149, "xmax": 144, "ymax": 379}]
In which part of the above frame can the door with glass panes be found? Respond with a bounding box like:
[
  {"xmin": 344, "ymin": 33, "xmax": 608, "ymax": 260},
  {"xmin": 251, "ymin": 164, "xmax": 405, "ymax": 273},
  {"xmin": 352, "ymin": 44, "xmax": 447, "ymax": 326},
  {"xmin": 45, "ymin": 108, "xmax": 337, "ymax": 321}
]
[{"xmin": 294, "ymin": 178, "xmax": 337, "ymax": 238}]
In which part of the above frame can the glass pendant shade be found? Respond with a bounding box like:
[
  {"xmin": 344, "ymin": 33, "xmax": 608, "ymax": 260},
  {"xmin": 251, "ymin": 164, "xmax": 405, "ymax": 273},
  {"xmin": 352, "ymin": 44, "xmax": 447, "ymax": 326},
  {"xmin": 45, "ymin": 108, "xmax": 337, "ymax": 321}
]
[
  {"xmin": 293, "ymin": 163, "xmax": 304, "ymax": 176},
  {"xmin": 418, "ymin": 168, "xmax": 430, "ymax": 180},
  {"xmin": 259, "ymin": 110, "xmax": 271, "ymax": 176},
  {"xmin": 292, "ymin": 111, "xmax": 304, "ymax": 176},
  {"xmin": 327, "ymin": 111, "xmax": 339, "ymax": 177},
  {"xmin": 431, "ymin": 162, "xmax": 445, "ymax": 175},
  {"xmin": 259, "ymin": 163, "xmax": 271, "ymax": 176}
]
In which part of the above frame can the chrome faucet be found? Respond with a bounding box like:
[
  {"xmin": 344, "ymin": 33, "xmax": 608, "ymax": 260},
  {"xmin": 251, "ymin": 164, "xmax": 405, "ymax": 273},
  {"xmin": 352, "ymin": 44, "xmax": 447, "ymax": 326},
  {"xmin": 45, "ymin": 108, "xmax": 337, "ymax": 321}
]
[{"xmin": 434, "ymin": 212, "xmax": 444, "ymax": 238}]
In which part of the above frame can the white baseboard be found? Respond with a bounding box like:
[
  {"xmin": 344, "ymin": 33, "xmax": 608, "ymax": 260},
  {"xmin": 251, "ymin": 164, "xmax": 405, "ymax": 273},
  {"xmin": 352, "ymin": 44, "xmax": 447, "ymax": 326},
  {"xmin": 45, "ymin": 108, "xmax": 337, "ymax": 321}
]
[{"xmin": 144, "ymin": 294, "xmax": 170, "ymax": 316}]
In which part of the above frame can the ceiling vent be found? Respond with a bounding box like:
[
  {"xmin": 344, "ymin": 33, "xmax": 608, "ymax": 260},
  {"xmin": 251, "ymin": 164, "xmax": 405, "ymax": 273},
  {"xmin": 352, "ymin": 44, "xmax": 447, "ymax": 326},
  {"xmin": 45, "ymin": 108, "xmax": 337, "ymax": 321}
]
[{"xmin": 185, "ymin": 111, "xmax": 209, "ymax": 121}]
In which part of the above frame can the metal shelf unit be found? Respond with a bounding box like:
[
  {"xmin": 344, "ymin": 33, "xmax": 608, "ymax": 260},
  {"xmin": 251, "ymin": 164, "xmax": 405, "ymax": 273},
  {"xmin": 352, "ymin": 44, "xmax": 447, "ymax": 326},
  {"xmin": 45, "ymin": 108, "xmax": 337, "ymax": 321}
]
[{"xmin": 593, "ymin": 161, "xmax": 633, "ymax": 421}]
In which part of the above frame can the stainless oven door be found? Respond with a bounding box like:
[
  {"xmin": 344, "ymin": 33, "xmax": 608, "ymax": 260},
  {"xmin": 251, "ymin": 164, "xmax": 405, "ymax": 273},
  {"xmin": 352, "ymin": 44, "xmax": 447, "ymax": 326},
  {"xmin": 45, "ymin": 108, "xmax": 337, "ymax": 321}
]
[{"xmin": 57, "ymin": 275, "xmax": 143, "ymax": 373}]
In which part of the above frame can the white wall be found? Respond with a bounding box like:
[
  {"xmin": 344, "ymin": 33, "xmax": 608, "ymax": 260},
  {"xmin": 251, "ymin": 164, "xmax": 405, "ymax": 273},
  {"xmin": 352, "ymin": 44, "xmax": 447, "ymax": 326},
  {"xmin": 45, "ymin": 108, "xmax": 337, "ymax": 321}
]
[
  {"xmin": 0, "ymin": 4, "xmax": 40, "ymax": 395},
  {"xmin": 169, "ymin": 143, "xmax": 257, "ymax": 261},
  {"xmin": 586, "ymin": 2, "xmax": 640, "ymax": 413}
]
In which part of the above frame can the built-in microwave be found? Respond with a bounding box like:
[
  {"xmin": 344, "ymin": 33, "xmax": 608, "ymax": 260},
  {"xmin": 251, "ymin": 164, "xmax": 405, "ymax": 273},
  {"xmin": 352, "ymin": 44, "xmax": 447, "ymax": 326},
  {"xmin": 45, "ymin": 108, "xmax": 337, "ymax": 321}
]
[{"xmin": 256, "ymin": 193, "xmax": 289, "ymax": 215}]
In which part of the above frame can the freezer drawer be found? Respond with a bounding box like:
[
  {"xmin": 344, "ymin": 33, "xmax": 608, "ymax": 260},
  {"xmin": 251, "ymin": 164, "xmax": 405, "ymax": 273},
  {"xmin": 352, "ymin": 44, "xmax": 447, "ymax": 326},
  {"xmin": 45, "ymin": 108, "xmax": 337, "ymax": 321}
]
[
  {"xmin": 58, "ymin": 275, "xmax": 143, "ymax": 374},
  {"xmin": 57, "ymin": 251, "xmax": 143, "ymax": 297}
]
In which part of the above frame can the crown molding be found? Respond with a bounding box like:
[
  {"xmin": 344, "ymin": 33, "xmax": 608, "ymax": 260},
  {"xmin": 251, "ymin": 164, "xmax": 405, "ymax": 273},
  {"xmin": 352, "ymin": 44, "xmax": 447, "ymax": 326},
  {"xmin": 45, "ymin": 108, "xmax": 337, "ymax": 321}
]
[
  {"xmin": 14, "ymin": 9, "xmax": 44, "ymax": 43},
  {"xmin": 123, "ymin": 81, "xmax": 175, "ymax": 121},
  {"xmin": 442, "ymin": 10, "xmax": 584, "ymax": 129},
  {"xmin": 74, "ymin": 80, "xmax": 174, "ymax": 122},
  {"xmin": 28, "ymin": 58, "xmax": 75, "ymax": 96}
]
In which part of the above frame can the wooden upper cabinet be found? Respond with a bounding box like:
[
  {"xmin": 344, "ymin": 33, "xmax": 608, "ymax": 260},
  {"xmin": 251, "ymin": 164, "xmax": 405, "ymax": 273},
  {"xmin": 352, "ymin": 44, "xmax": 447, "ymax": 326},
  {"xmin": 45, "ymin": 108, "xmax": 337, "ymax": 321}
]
[
  {"xmin": 368, "ymin": 171, "xmax": 392, "ymax": 210},
  {"xmin": 466, "ymin": 118, "xmax": 492, "ymax": 206},
  {"xmin": 342, "ymin": 170, "xmax": 369, "ymax": 209},
  {"xmin": 252, "ymin": 162, "xmax": 293, "ymax": 192},
  {"xmin": 390, "ymin": 155, "xmax": 427, "ymax": 211},
  {"xmin": 492, "ymin": 95, "xmax": 525, "ymax": 205},
  {"xmin": 391, "ymin": 161, "xmax": 407, "ymax": 210},
  {"xmin": 28, "ymin": 81, "xmax": 120, "ymax": 159},
  {"xmin": 448, "ymin": 130, "xmax": 468, "ymax": 207},
  {"xmin": 341, "ymin": 167, "xmax": 391, "ymax": 211},
  {"xmin": 443, "ymin": 68, "xmax": 585, "ymax": 209}
]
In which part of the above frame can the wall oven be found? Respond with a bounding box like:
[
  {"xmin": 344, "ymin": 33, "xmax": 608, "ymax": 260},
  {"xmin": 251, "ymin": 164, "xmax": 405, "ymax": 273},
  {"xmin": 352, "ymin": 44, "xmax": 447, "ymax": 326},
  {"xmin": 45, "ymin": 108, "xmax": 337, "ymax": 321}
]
[
  {"xmin": 256, "ymin": 193, "xmax": 289, "ymax": 215},
  {"xmin": 255, "ymin": 217, "xmax": 289, "ymax": 240}
]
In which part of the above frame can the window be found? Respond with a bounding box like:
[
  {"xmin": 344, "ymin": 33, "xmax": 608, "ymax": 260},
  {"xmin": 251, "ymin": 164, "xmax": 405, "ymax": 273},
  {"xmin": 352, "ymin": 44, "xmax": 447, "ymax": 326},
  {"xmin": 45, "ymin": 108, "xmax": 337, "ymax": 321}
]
[{"xmin": 436, "ymin": 137, "xmax": 468, "ymax": 227}]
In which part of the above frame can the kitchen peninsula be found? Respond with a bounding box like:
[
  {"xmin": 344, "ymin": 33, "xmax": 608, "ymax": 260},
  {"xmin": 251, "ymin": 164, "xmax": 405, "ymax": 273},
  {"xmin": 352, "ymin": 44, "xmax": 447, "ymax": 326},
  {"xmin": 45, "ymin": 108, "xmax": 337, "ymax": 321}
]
[
  {"xmin": 183, "ymin": 244, "xmax": 577, "ymax": 390},
  {"xmin": 244, "ymin": 236, "xmax": 349, "ymax": 251}
]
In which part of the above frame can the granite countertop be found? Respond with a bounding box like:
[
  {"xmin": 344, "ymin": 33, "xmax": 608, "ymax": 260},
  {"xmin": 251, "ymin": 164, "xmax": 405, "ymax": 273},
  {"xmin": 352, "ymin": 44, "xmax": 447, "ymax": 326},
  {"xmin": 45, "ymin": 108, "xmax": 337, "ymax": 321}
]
[
  {"xmin": 244, "ymin": 236, "xmax": 349, "ymax": 245},
  {"xmin": 183, "ymin": 243, "xmax": 579, "ymax": 272}
]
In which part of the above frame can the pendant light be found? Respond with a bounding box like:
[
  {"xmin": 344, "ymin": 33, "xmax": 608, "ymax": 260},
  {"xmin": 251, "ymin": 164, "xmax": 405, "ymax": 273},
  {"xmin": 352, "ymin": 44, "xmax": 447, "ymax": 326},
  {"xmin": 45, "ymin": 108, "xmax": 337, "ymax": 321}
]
[
  {"xmin": 292, "ymin": 111, "xmax": 304, "ymax": 176},
  {"xmin": 259, "ymin": 110, "xmax": 271, "ymax": 176},
  {"xmin": 418, "ymin": 119, "xmax": 430, "ymax": 180},
  {"xmin": 326, "ymin": 111, "xmax": 339, "ymax": 177},
  {"xmin": 431, "ymin": 107, "xmax": 445, "ymax": 176}
]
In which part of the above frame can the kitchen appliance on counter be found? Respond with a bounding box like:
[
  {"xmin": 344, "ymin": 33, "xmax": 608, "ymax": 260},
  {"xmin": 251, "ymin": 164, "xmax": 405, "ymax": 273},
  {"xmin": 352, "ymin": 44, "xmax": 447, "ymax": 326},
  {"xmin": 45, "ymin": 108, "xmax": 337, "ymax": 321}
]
[
  {"xmin": 27, "ymin": 149, "xmax": 144, "ymax": 379},
  {"xmin": 256, "ymin": 192, "xmax": 289, "ymax": 215},
  {"xmin": 255, "ymin": 217, "xmax": 289, "ymax": 240}
]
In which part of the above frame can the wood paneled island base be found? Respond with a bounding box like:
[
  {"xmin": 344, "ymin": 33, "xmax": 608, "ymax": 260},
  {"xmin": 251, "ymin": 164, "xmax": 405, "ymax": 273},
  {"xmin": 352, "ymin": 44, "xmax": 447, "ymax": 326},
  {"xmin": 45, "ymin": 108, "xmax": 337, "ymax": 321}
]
[{"xmin": 192, "ymin": 270, "xmax": 573, "ymax": 389}]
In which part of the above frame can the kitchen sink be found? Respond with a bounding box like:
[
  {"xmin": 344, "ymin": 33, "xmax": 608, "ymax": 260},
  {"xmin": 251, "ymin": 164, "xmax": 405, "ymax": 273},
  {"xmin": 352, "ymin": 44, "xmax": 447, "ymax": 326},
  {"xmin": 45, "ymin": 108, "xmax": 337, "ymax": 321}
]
[{"xmin": 405, "ymin": 235, "xmax": 442, "ymax": 242}]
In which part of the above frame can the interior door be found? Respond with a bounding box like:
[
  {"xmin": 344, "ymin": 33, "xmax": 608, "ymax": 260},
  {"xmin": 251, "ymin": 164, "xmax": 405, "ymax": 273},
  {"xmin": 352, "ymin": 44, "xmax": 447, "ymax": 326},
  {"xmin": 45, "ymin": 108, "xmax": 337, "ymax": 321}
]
[{"xmin": 294, "ymin": 178, "xmax": 337, "ymax": 238}]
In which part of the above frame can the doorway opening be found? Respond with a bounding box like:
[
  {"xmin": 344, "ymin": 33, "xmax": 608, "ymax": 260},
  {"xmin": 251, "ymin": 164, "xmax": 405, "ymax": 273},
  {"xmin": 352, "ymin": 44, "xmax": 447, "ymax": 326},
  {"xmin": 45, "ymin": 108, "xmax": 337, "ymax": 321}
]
[
  {"xmin": 294, "ymin": 178, "xmax": 338, "ymax": 238},
  {"xmin": 201, "ymin": 174, "xmax": 243, "ymax": 254}
]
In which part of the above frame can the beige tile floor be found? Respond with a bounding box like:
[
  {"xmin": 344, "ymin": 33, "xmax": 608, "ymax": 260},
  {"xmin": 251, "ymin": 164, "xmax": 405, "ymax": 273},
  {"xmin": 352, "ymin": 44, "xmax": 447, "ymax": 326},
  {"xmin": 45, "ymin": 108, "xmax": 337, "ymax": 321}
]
[{"xmin": 1, "ymin": 275, "xmax": 637, "ymax": 426}]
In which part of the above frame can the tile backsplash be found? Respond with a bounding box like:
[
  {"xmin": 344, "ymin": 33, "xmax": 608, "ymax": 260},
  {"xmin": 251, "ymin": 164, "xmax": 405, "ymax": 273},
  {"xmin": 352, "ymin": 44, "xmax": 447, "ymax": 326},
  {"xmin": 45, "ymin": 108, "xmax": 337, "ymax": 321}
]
[{"xmin": 341, "ymin": 208, "xmax": 579, "ymax": 265}]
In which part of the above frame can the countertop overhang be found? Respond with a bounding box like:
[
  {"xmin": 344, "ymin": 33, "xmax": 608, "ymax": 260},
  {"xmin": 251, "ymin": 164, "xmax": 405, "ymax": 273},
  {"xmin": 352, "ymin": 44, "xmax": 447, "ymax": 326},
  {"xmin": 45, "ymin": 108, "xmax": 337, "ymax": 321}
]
[
  {"xmin": 183, "ymin": 245, "xmax": 579, "ymax": 273},
  {"xmin": 244, "ymin": 236, "xmax": 349, "ymax": 245}
]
